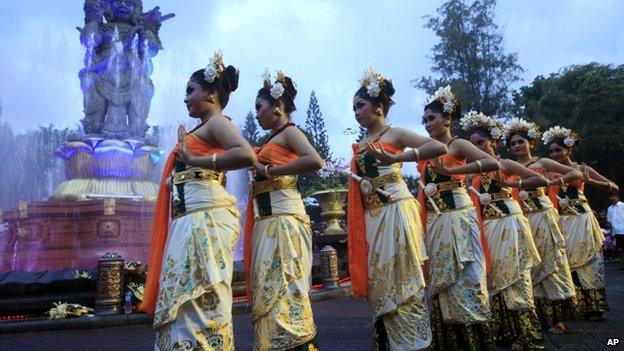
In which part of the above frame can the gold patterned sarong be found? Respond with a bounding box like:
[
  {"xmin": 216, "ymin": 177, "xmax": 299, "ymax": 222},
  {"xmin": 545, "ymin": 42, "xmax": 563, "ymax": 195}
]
[
  {"xmin": 250, "ymin": 186, "xmax": 317, "ymax": 351},
  {"xmin": 484, "ymin": 199, "xmax": 540, "ymax": 309},
  {"xmin": 426, "ymin": 187, "xmax": 491, "ymax": 324},
  {"xmin": 483, "ymin": 198, "xmax": 544, "ymax": 349},
  {"xmin": 154, "ymin": 181, "xmax": 240, "ymax": 351},
  {"xmin": 366, "ymin": 166, "xmax": 432, "ymax": 350},
  {"xmin": 560, "ymin": 203, "xmax": 605, "ymax": 289},
  {"xmin": 560, "ymin": 201, "xmax": 608, "ymax": 315},
  {"xmin": 525, "ymin": 195, "xmax": 575, "ymax": 302}
]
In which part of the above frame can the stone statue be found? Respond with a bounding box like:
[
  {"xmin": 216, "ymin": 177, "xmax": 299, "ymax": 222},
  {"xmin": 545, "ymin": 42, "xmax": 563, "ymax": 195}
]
[{"xmin": 78, "ymin": 0, "xmax": 174, "ymax": 139}]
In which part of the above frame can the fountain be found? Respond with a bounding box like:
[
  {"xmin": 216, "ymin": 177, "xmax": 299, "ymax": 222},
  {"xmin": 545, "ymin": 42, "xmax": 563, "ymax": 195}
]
[{"xmin": 0, "ymin": 0, "xmax": 175, "ymax": 312}]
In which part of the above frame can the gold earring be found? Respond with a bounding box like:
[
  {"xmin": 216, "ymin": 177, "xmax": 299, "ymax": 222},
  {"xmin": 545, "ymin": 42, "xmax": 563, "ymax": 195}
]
[
  {"xmin": 273, "ymin": 107, "xmax": 280, "ymax": 115},
  {"xmin": 375, "ymin": 108, "xmax": 382, "ymax": 115}
]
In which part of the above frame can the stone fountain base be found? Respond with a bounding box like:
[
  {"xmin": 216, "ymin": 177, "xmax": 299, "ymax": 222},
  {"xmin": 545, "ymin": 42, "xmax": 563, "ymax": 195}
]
[
  {"xmin": 52, "ymin": 179, "xmax": 158, "ymax": 201},
  {"xmin": 0, "ymin": 198, "xmax": 155, "ymax": 272}
]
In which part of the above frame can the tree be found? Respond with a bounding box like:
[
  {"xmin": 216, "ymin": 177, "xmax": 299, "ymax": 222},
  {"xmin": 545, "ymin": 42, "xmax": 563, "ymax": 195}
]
[
  {"xmin": 304, "ymin": 91, "xmax": 331, "ymax": 160},
  {"xmin": 415, "ymin": 0, "xmax": 523, "ymax": 115},
  {"xmin": 241, "ymin": 110, "xmax": 261, "ymax": 146},
  {"xmin": 356, "ymin": 126, "xmax": 367, "ymax": 143},
  {"xmin": 513, "ymin": 63, "xmax": 624, "ymax": 209}
]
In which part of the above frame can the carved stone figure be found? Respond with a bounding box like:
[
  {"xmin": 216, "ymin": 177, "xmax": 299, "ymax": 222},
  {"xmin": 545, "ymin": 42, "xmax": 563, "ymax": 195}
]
[{"xmin": 78, "ymin": 0, "xmax": 173, "ymax": 139}]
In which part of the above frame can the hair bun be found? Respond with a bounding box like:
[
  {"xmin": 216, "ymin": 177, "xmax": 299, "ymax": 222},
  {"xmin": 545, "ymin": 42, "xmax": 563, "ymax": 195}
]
[
  {"xmin": 283, "ymin": 76, "xmax": 297, "ymax": 100},
  {"xmin": 451, "ymin": 100, "xmax": 461, "ymax": 121},
  {"xmin": 221, "ymin": 65, "xmax": 239, "ymax": 94},
  {"xmin": 381, "ymin": 79, "xmax": 395, "ymax": 98}
]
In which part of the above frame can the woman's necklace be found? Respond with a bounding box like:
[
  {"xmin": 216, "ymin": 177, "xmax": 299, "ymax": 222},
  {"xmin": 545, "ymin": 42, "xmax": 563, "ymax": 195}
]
[{"xmin": 359, "ymin": 124, "xmax": 391, "ymax": 147}]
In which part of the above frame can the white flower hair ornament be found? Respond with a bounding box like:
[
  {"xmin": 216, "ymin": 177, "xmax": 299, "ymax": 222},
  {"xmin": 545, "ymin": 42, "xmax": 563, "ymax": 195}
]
[
  {"xmin": 459, "ymin": 111, "xmax": 504, "ymax": 140},
  {"xmin": 262, "ymin": 68, "xmax": 290, "ymax": 100},
  {"xmin": 503, "ymin": 117, "xmax": 541, "ymax": 141},
  {"xmin": 358, "ymin": 67, "xmax": 386, "ymax": 98},
  {"xmin": 203, "ymin": 50, "xmax": 225, "ymax": 83},
  {"xmin": 542, "ymin": 125, "xmax": 577, "ymax": 147},
  {"xmin": 427, "ymin": 85, "xmax": 456, "ymax": 114}
]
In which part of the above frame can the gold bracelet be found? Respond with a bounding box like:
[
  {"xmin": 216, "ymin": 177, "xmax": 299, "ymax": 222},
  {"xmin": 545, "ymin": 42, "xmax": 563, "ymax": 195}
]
[
  {"xmin": 412, "ymin": 148, "xmax": 420, "ymax": 162},
  {"xmin": 211, "ymin": 153, "xmax": 219, "ymax": 171},
  {"xmin": 558, "ymin": 177, "xmax": 565, "ymax": 187},
  {"xmin": 518, "ymin": 178, "xmax": 523, "ymax": 190},
  {"xmin": 475, "ymin": 160, "xmax": 483, "ymax": 173},
  {"xmin": 265, "ymin": 164, "xmax": 274, "ymax": 178}
]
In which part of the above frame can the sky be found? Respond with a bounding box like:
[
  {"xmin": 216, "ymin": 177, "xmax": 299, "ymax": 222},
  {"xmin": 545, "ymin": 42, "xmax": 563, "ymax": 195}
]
[{"xmin": 0, "ymin": 0, "xmax": 623, "ymax": 165}]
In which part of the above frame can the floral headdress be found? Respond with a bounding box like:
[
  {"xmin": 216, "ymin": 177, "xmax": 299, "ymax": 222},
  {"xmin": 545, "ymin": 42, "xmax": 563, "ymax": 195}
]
[
  {"xmin": 358, "ymin": 67, "xmax": 386, "ymax": 98},
  {"xmin": 262, "ymin": 68, "xmax": 290, "ymax": 100},
  {"xmin": 203, "ymin": 50, "xmax": 225, "ymax": 83},
  {"xmin": 459, "ymin": 111, "xmax": 504, "ymax": 140},
  {"xmin": 542, "ymin": 126, "xmax": 578, "ymax": 147},
  {"xmin": 503, "ymin": 117, "xmax": 541, "ymax": 141},
  {"xmin": 426, "ymin": 85, "xmax": 457, "ymax": 114}
]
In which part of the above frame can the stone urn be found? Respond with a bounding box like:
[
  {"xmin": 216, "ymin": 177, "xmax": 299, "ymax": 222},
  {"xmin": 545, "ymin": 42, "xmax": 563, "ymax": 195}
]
[{"xmin": 311, "ymin": 189, "xmax": 348, "ymax": 235}]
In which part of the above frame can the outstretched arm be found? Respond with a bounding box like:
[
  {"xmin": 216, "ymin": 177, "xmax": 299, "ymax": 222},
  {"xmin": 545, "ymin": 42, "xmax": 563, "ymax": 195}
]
[
  {"xmin": 365, "ymin": 127, "xmax": 447, "ymax": 166},
  {"xmin": 581, "ymin": 164, "xmax": 619, "ymax": 193},
  {"xmin": 439, "ymin": 139, "xmax": 499, "ymax": 175},
  {"xmin": 499, "ymin": 159, "xmax": 548, "ymax": 190},
  {"xmin": 539, "ymin": 158, "xmax": 582, "ymax": 185}
]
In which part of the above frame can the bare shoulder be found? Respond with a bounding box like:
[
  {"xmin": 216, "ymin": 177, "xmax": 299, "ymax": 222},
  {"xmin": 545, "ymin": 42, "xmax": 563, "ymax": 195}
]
[
  {"xmin": 450, "ymin": 138, "xmax": 473, "ymax": 149},
  {"xmin": 284, "ymin": 124, "xmax": 305, "ymax": 137},
  {"xmin": 211, "ymin": 115, "xmax": 234, "ymax": 126}
]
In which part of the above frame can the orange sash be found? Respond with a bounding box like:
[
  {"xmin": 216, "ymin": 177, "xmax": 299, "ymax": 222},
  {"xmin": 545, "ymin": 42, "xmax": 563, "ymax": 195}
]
[
  {"xmin": 348, "ymin": 141, "xmax": 402, "ymax": 298},
  {"xmin": 139, "ymin": 134, "xmax": 224, "ymax": 314},
  {"xmin": 243, "ymin": 143, "xmax": 299, "ymax": 298}
]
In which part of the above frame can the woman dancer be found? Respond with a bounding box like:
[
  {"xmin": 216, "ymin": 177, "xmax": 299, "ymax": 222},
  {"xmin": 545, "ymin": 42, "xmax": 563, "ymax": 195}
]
[
  {"xmin": 544, "ymin": 126, "xmax": 617, "ymax": 321},
  {"xmin": 348, "ymin": 68, "xmax": 447, "ymax": 350},
  {"xmin": 141, "ymin": 52, "xmax": 256, "ymax": 351},
  {"xmin": 244, "ymin": 69, "xmax": 323, "ymax": 350},
  {"xmin": 460, "ymin": 111, "xmax": 545, "ymax": 350},
  {"xmin": 503, "ymin": 118, "xmax": 582, "ymax": 334},
  {"xmin": 418, "ymin": 86, "xmax": 499, "ymax": 350}
]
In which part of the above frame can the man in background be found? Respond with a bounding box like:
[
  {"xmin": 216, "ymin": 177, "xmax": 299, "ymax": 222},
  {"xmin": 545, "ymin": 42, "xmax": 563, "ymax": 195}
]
[{"xmin": 607, "ymin": 191, "xmax": 624, "ymax": 268}]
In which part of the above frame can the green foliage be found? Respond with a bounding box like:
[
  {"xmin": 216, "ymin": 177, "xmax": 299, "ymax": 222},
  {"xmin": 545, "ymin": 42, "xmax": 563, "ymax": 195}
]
[
  {"xmin": 304, "ymin": 91, "xmax": 331, "ymax": 160},
  {"xmin": 356, "ymin": 126, "xmax": 366, "ymax": 143},
  {"xmin": 415, "ymin": 0, "xmax": 523, "ymax": 115},
  {"xmin": 241, "ymin": 110, "xmax": 261, "ymax": 146},
  {"xmin": 513, "ymin": 63, "xmax": 624, "ymax": 209}
]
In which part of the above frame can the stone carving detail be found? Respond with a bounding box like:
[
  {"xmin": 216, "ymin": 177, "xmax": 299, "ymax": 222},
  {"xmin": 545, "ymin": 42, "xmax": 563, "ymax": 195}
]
[{"xmin": 78, "ymin": 0, "xmax": 174, "ymax": 139}]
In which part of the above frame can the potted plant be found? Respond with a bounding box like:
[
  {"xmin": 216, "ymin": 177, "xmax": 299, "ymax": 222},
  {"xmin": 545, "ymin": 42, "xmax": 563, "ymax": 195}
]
[{"xmin": 310, "ymin": 158, "xmax": 349, "ymax": 235}]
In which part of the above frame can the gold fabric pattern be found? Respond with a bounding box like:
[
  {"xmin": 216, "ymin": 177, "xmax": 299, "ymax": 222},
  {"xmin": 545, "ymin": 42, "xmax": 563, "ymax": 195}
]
[
  {"xmin": 483, "ymin": 200, "xmax": 540, "ymax": 309},
  {"xmin": 364, "ymin": 166, "xmax": 432, "ymax": 350},
  {"xmin": 490, "ymin": 294, "xmax": 545, "ymax": 350},
  {"xmin": 251, "ymin": 175, "xmax": 298, "ymax": 197},
  {"xmin": 526, "ymin": 201, "xmax": 576, "ymax": 302},
  {"xmin": 426, "ymin": 190, "xmax": 490, "ymax": 324},
  {"xmin": 251, "ymin": 188, "xmax": 317, "ymax": 351},
  {"xmin": 172, "ymin": 167, "xmax": 224, "ymax": 185}
]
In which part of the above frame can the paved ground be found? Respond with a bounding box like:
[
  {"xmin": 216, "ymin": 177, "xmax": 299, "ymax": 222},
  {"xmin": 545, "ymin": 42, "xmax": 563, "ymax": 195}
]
[{"xmin": 2, "ymin": 263, "xmax": 623, "ymax": 351}]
